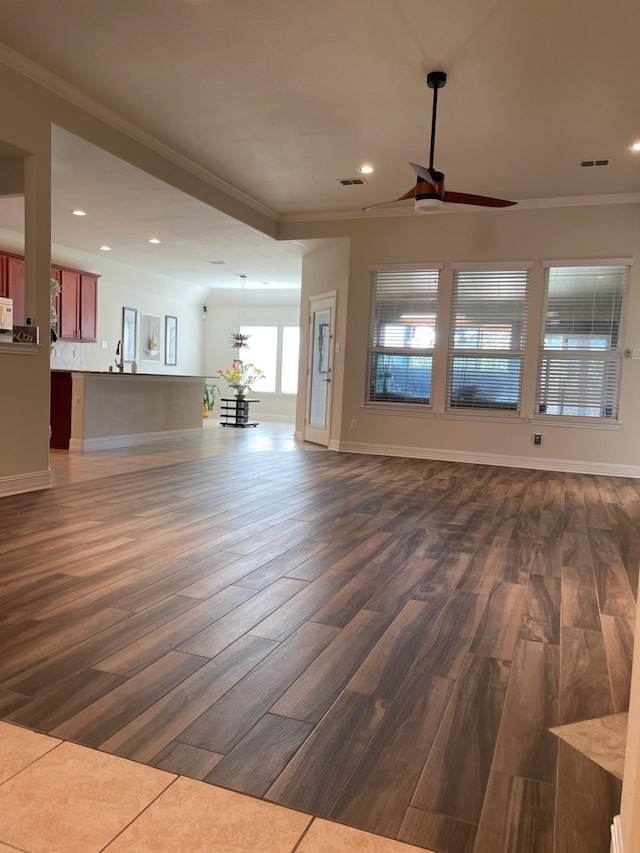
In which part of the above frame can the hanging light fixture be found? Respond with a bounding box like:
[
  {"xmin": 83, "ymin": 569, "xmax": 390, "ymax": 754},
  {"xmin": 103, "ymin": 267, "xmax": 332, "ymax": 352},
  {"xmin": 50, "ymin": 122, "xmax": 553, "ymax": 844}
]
[{"xmin": 229, "ymin": 274, "xmax": 251, "ymax": 349}]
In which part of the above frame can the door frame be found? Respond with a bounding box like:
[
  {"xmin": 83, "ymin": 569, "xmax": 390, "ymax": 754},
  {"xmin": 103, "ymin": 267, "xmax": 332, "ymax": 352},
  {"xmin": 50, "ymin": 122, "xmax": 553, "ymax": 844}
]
[{"xmin": 303, "ymin": 290, "xmax": 337, "ymax": 447}]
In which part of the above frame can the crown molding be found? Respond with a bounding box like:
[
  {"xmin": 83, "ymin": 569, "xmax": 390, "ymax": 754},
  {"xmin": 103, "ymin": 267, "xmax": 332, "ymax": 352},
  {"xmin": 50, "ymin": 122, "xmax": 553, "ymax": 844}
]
[
  {"xmin": 278, "ymin": 193, "xmax": 640, "ymax": 223},
  {"xmin": 0, "ymin": 42, "xmax": 278, "ymax": 222}
]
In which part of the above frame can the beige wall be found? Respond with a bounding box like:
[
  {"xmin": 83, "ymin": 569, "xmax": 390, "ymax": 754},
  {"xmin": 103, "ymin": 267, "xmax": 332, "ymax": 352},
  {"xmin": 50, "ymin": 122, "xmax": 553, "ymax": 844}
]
[
  {"xmin": 0, "ymin": 59, "xmax": 275, "ymax": 495},
  {"xmin": 204, "ymin": 301, "xmax": 300, "ymax": 420},
  {"xmin": 284, "ymin": 204, "xmax": 640, "ymax": 474},
  {"xmin": 294, "ymin": 238, "xmax": 350, "ymax": 442}
]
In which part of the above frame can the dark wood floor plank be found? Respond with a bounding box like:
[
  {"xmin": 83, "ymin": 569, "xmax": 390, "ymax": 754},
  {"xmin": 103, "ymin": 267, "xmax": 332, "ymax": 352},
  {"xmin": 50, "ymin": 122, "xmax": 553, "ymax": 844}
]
[
  {"xmin": 470, "ymin": 582, "xmax": 526, "ymax": 661},
  {"xmin": 412, "ymin": 550, "xmax": 474, "ymax": 606},
  {"xmin": 600, "ymin": 614, "xmax": 635, "ymax": 713},
  {"xmin": 329, "ymin": 672, "xmax": 453, "ymax": 838},
  {"xmin": 347, "ymin": 599, "xmax": 443, "ymax": 700},
  {"xmin": 520, "ymin": 576, "xmax": 561, "ymax": 645},
  {"xmin": 249, "ymin": 571, "xmax": 354, "ymax": 641},
  {"xmin": 205, "ymin": 713, "xmax": 313, "ymax": 797},
  {"xmin": 150, "ymin": 741, "xmax": 223, "ymax": 780},
  {"xmin": 555, "ymin": 740, "xmax": 622, "ymax": 853},
  {"xmin": 592, "ymin": 560, "xmax": 636, "ymax": 620},
  {"xmin": 455, "ymin": 545, "xmax": 502, "ymax": 595},
  {"xmin": 178, "ymin": 620, "xmax": 339, "ymax": 754},
  {"xmin": 266, "ymin": 690, "xmax": 387, "ymax": 816},
  {"xmin": 98, "ymin": 635, "xmax": 277, "ymax": 763},
  {"xmin": 364, "ymin": 555, "xmax": 436, "ymax": 616},
  {"xmin": 493, "ymin": 639, "xmax": 559, "ymax": 783},
  {"xmin": 411, "ymin": 654, "xmax": 510, "ymax": 824},
  {"xmin": 177, "ymin": 577, "xmax": 308, "ymax": 657},
  {"xmin": 6, "ymin": 667, "xmax": 126, "ymax": 731},
  {"xmin": 412, "ymin": 591, "xmax": 486, "ymax": 680},
  {"xmin": 51, "ymin": 650, "xmax": 207, "ymax": 746},
  {"xmin": 271, "ymin": 609, "xmax": 388, "ymax": 723},
  {"xmin": 398, "ymin": 808, "xmax": 477, "ymax": 853},
  {"xmin": 561, "ymin": 566, "xmax": 601, "ymax": 631},
  {"xmin": 94, "ymin": 584, "xmax": 256, "ymax": 677},
  {"xmin": 559, "ymin": 626, "xmax": 614, "ymax": 725},
  {"xmin": 3, "ymin": 594, "xmax": 199, "ymax": 695},
  {"xmin": 473, "ymin": 772, "xmax": 555, "ymax": 853}
]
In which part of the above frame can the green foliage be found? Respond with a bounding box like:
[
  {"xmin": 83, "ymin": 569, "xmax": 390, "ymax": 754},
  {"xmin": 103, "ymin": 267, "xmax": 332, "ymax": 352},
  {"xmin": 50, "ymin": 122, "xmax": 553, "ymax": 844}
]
[{"xmin": 203, "ymin": 381, "xmax": 219, "ymax": 411}]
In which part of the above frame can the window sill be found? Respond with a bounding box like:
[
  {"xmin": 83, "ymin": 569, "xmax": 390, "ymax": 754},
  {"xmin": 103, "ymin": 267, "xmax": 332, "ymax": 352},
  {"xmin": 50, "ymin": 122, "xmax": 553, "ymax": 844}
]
[
  {"xmin": 441, "ymin": 412, "xmax": 524, "ymax": 424},
  {"xmin": 529, "ymin": 417, "xmax": 622, "ymax": 431},
  {"xmin": 361, "ymin": 403, "xmax": 435, "ymax": 418}
]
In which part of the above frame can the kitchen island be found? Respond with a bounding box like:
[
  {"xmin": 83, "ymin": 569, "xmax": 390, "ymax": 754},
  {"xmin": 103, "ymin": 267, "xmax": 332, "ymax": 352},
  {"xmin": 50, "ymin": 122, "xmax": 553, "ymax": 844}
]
[{"xmin": 50, "ymin": 370, "xmax": 204, "ymax": 451}]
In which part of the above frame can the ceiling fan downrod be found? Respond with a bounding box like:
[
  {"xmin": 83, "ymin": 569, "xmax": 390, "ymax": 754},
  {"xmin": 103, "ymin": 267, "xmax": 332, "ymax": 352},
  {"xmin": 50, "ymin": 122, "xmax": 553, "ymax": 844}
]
[{"xmin": 427, "ymin": 70, "xmax": 447, "ymax": 172}]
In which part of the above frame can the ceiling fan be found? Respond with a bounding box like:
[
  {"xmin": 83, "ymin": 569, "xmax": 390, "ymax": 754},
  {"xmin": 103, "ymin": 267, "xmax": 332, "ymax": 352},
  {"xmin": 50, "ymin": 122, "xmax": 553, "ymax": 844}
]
[{"xmin": 363, "ymin": 71, "xmax": 517, "ymax": 214}]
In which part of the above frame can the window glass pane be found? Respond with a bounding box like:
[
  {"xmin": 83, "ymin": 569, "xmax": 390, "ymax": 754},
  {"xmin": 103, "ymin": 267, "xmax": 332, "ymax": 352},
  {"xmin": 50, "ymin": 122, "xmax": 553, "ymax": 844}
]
[
  {"xmin": 448, "ymin": 269, "xmax": 529, "ymax": 413},
  {"xmin": 450, "ymin": 356, "xmax": 521, "ymax": 411},
  {"xmin": 281, "ymin": 326, "xmax": 300, "ymax": 394},
  {"xmin": 240, "ymin": 325, "xmax": 277, "ymax": 392},
  {"xmin": 369, "ymin": 353, "xmax": 432, "ymax": 403},
  {"xmin": 367, "ymin": 269, "xmax": 439, "ymax": 406},
  {"xmin": 538, "ymin": 266, "xmax": 627, "ymax": 419}
]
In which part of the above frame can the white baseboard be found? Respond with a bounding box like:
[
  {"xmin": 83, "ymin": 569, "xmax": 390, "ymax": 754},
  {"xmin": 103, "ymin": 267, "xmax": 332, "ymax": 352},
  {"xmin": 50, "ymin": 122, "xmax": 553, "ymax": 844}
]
[
  {"xmin": 69, "ymin": 427, "xmax": 203, "ymax": 453},
  {"xmin": 328, "ymin": 439, "xmax": 341, "ymax": 451},
  {"xmin": 294, "ymin": 430, "xmax": 304, "ymax": 442},
  {"xmin": 252, "ymin": 413, "xmax": 295, "ymax": 423},
  {"xmin": 334, "ymin": 440, "xmax": 640, "ymax": 478},
  {"xmin": 611, "ymin": 815, "xmax": 623, "ymax": 853},
  {"xmin": 0, "ymin": 469, "xmax": 51, "ymax": 497}
]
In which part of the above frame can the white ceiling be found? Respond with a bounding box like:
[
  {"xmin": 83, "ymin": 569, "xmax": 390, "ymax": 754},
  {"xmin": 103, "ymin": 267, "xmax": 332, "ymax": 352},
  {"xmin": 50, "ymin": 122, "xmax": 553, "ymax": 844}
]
[{"xmin": 0, "ymin": 0, "xmax": 638, "ymax": 289}]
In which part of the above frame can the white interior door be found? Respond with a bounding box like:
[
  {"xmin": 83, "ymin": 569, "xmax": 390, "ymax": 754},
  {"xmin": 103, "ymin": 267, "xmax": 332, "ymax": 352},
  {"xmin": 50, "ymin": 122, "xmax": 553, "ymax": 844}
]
[{"xmin": 304, "ymin": 293, "xmax": 336, "ymax": 446}]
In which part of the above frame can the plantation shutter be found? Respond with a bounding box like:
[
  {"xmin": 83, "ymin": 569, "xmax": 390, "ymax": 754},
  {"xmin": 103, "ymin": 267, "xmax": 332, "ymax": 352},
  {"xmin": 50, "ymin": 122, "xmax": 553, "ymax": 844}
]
[
  {"xmin": 447, "ymin": 268, "xmax": 529, "ymax": 413},
  {"xmin": 538, "ymin": 265, "xmax": 628, "ymax": 419},
  {"xmin": 366, "ymin": 267, "xmax": 440, "ymax": 406}
]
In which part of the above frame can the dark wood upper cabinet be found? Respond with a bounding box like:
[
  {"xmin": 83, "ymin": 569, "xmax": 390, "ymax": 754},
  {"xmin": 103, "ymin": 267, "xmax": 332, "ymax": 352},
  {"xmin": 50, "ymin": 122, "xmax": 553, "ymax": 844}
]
[
  {"xmin": 0, "ymin": 251, "xmax": 98, "ymax": 340},
  {"xmin": 79, "ymin": 274, "xmax": 98, "ymax": 342},
  {"xmin": 58, "ymin": 268, "xmax": 98, "ymax": 342},
  {"xmin": 0, "ymin": 253, "xmax": 25, "ymax": 326}
]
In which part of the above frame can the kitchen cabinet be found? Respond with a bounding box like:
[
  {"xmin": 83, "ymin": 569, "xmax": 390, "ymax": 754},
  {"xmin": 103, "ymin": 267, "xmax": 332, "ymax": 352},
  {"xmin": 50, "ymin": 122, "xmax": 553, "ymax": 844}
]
[
  {"xmin": 0, "ymin": 253, "xmax": 25, "ymax": 326},
  {"xmin": 59, "ymin": 269, "xmax": 98, "ymax": 342}
]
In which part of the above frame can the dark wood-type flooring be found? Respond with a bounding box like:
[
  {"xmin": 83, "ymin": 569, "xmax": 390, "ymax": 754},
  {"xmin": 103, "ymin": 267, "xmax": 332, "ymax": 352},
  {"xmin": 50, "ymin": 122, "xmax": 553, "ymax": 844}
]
[{"xmin": 0, "ymin": 424, "xmax": 637, "ymax": 853}]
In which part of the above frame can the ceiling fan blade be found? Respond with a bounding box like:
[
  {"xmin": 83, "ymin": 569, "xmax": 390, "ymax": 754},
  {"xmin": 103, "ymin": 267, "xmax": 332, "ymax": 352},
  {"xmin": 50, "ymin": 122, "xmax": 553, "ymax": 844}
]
[
  {"xmin": 410, "ymin": 163, "xmax": 436, "ymax": 186},
  {"xmin": 443, "ymin": 190, "xmax": 516, "ymax": 208},
  {"xmin": 362, "ymin": 185, "xmax": 417, "ymax": 212}
]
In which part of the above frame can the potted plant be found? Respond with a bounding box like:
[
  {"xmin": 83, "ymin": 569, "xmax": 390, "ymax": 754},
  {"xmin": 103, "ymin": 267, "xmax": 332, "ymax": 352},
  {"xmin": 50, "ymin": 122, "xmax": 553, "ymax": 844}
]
[
  {"xmin": 203, "ymin": 380, "xmax": 219, "ymax": 418},
  {"xmin": 216, "ymin": 360, "xmax": 264, "ymax": 399}
]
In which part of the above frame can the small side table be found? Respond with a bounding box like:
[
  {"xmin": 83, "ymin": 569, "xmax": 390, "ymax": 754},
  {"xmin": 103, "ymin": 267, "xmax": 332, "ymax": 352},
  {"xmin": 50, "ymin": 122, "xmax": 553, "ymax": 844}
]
[{"xmin": 220, "ymin": 398, "xmax": 259, "ymax": 428}]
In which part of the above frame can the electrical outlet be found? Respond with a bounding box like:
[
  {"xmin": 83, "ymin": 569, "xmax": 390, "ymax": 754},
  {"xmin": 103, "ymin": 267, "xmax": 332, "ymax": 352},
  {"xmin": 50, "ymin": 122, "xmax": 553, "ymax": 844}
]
[
  {"xmin": 350, "ymin": 419, "xmax": 357, "ymax": 430},
  {"xmin": 534, "ymin": 433, "xmax": 542, "ymax": 445},
  {"xmin": 633, "ymin": 348, "xmax": 640, "ymax": 360},
  {"xmin": 101, "ymin": 340, "xmax": 108, "ymax": 349}
]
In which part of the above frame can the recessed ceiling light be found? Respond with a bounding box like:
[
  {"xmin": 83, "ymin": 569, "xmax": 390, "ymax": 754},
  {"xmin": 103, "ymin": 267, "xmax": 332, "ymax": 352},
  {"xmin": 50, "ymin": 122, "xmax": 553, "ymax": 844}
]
[
  {"xmin": 357, "ymin": 164, "xmax": 375, "ymax": 174},
  {"xmin": 99, "ymin": 245, "xmax": 112, "ymax": 251},
  {"xmin": 148, "ymin": 238, "xmax": 161, "ymax": 244},
  {"xmin": 630, "ymin": 142, "xmax": 640, "ymax": 152},
  {"xmin": 71, "ymin": 209, "xmax": 87, "ymax": 216}
]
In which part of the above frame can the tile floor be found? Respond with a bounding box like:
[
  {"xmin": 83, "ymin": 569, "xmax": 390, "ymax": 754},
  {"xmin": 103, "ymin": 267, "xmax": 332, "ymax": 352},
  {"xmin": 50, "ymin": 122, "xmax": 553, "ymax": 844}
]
[{"xmin": 0, "ymin": 720, "xmax": 432, "ymax": 853}]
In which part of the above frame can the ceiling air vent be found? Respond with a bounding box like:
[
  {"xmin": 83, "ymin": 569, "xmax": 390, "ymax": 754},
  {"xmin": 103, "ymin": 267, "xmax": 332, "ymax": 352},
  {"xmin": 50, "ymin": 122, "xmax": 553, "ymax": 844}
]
[
  {"xmin": 579, "ymin": 159, "xmax": 611, "ymax": 167},
  {"xmin": 208, "ymin": 260, "xmax": 227, "ymax": 265},
  {"xmin": 337, "ymin": 178, "xmax": 367, "ymax": 186}
]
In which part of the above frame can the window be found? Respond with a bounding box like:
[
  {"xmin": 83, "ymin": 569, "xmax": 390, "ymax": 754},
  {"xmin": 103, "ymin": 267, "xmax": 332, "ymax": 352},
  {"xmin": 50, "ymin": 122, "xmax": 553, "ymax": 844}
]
[
  {"xmin": 537, "ymin": 264, "xmax": 628, "ymax": 419},
  {"xmin": 447, "ymin": 268, "xmax": 529, "ymax": 413},
  {"xmin": 241, "ymin": 325, "xmax": 299, "ymax": 394},
  {"xmin": 366, "ymin": 267, "xmax": 440, "ymax": 406}
]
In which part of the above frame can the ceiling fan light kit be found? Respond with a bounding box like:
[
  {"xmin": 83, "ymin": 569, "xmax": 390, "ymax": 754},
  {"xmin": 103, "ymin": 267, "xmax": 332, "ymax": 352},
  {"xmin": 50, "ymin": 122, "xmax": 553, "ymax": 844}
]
[{"xmin": 363, "ymin": 70, "xmax": 516, "ymax": 215}]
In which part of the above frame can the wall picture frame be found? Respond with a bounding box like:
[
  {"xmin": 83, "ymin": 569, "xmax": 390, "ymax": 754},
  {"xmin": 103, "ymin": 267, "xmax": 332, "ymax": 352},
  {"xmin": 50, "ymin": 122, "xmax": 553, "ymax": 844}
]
[
  {"xmin": 165, "ymin": 315, "xmax": 177, "ymax": 366},
  {"xmin": 140, "ymin": 313, "xmax": 161, "ymax": 362},
  {"xmin": 122, "ymin": 307, "xmax": 137, "ymax": 363}
]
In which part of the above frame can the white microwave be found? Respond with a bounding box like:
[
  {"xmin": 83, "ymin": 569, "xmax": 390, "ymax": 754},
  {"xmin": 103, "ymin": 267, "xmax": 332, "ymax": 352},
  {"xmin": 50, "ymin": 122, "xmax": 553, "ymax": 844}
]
[{"xmin": 0, "ymin": 296, "xmax": 13, "ymax": 332}]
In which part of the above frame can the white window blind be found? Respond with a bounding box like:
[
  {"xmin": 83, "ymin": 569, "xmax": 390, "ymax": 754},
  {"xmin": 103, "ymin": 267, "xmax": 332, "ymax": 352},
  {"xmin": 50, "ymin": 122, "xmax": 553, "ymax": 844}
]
[
  {"xmin": 537, "ymin": 265, "xmax": 627, "ymax": 419},
  {"xmin": 447, "ymin": 269, "xmax": 529, "ymax": 413},
  {"xmin": 366, "ymin": 268, "xmax": 440, "ymax": 405}
]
